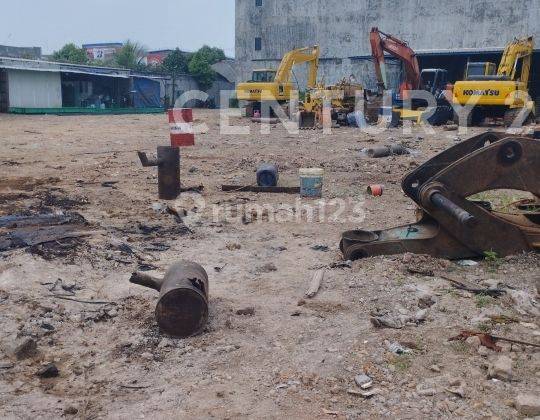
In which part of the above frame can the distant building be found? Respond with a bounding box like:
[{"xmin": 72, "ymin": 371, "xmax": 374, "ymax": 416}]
[
  {"xmin": 83, "ymin": 43, "xmax": 123, "ymax": 61},
  {"xmin": 0, "ymin": 57, "xmax": 166, "ymax": 113},
  {"xmin": 235, "ymin": 0, "xmax": 540, "ymax": 102},
  {"xmin": 0, "ymin": 45, "xmax": 41, "ymax": 60},
  {"xmin": 147, "ymin": 50, "xmax": 173, "ymax": 65}
]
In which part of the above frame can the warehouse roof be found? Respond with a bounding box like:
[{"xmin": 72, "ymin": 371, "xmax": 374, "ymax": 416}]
[{"xmin": 0, "ymin": 56, "xmax": 131, "ymax": 78}]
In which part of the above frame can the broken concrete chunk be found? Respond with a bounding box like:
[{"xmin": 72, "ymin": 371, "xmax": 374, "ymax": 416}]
[
  {"xmin": 37, "ymin": 363, "xmax": 59, "ymax": 378},
  {"xmin": 515, "ymin": 393, "xmax": 540, "ymax": 417},
  {"xmin": 12, "ymin": 338, "xmax": 38, "ymax": 360},
  {"xmin": 385, "ymin": 341, "xmax": 412, "ymax": 355},
  {"xmin": 418, "ymin": 293, "xmax": 436, "ymax": 308},
  {"xmin": 354, "ymin": 373, "xmax": 372, "ymax": 387},
  {"xmin": 487, "ymin": 355, "xmax": 513, "ymax": 381}
]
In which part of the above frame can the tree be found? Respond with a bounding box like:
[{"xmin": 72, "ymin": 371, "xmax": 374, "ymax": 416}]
[
  {"xmin": 162, "ymin": 48, "xmax": 189, "ymax": 74},
  {"xmin": 162, "ymin": 48, "xmax": 189, "ymax": 104},
  {"xmin": 188, "ymin": 45, "xmax": 226, "ymax": 91},
  {"xmin": 114, "ymin": 40, "xmax": 147, "ymax": 70},
  {"xmin": 52, "ymin": 43, "xmax": 88, "ymax": 64}
]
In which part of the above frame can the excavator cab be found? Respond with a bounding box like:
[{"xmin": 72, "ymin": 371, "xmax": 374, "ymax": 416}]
[
  {"xmin": 420, "ymin": 69, "xmax": 449, "ymax": 96},
  {"xmin": 250, "ymin": 69, "xmax": 277, "ymax": 83},
  {"xmin": 465, "ymin": 62, "xmax": 497, "ymax": 80}
]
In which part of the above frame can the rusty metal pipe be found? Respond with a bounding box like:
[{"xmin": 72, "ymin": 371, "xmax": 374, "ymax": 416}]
[
  {"xmin": 430, "ymin": 192, "xmax": 476, "ymax": 227},
  {"xmin": 130, "ymin": 261, "xmax": 209, "ymax": 338},
  {"xmin": 137, "ymin": 146, "xmax": 180, "ymax": 200},
  {"xmin": 366, "ymin": 145, "xmax": 409, "ymax": 158}
]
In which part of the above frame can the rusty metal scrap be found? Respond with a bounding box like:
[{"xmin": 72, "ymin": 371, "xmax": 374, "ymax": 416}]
[
  {"xmin": 449, "ymin": 330, "xmax": 540, "ymax": 350},
  {"xmin": 341, "ymin": 132, "xmax": 540, "ymax": 260},
  {"xmin": 130, "ymin": 261, "xmax": 209, "ymax": 338},
  {"xmin": 137, "ymin": 146, "xmax": 180, "ymax": 200}
]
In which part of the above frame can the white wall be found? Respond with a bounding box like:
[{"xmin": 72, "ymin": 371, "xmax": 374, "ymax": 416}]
[{"xmin": 7, "ymin": 70, "xmax": 62, "ymax": 108}]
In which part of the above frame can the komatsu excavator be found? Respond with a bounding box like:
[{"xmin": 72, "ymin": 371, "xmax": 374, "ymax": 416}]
[
  {"xmin": 236, "ymin": 45, "xmax": 320, "ymax": 116},
  {"xmin": 452, "ymin": 36, "xmax": 535, "ymax": 126},
  {"xmin": 369, "ymin": 27, "xmax": 452, "ymax": 125}
]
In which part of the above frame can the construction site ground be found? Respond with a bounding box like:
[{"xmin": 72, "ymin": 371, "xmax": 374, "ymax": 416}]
[{"xmin": 0, "ymin": 110, "xmax": 538, "ymax": 419}]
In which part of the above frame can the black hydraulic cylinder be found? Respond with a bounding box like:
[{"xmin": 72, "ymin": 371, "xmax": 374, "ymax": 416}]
[{"xmin": 430, "ymin": 192, "xmax": 476, "ymax": 227}]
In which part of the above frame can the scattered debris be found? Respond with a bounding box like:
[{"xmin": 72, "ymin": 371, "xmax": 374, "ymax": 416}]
[
  {"xmin": 328, "ymin": 260, "xmax": 352, "ymax": 269},
  {"xmin": 366, "ymin": 184, "xmax": 384, "ymax": 197},
  {"xmin": 364, "ymin": 144, "xmax": 410, "ymax": 158},
  {"xmin": 418, "ymin": 292, "xmax": 436, "ymax": 308},
  {"xmin": 222, "ymin": 185, "xmax": 300, "ymax": 194},
  {"xmin": 515, "ymin": 393, "xmax": 540, "ymax": 417},
  {"xmin": 12, "ymin": 338, "xmax": 38, "ymax": 360},
  {"xmin": 438, "ymin": 273, "xmax": 506, "ymax": 297},
  {"xmin": 386, "ymin": 341, "xmax": 413, "ymax": 355},
  {"xmin": 257, "ymin": 262, "xmax": 277, "ymax": 273},
  {"xmin": 507, "ymin": 289, "xmax": 540, "ymax": 317},
  {"xmin": 236, "ymin": 307, "xmax": 255, "ymax": 316},
  {"xmin": 445, "ymin": 384, "xmax": 466, "ymax": 398},
  {"xmin": 0, "ymin": 361, "xmax": 14, "ymax": 370},
  {"xmin": 456, "ymin": 259, "xmax": 478, "ymax": 267},
  {"xmin": 100, "ymin": 181, "xmax": 119, "ymax": 188},
  {"xmin": 488, "ymin": 355, "xmax": 513, "ymax": 381},
  {"xmin": 354, "ymin": 373, "xmax": 372, "ymax": 388},
  {"xmin": 305, "ymin": 269, "xmax": 324, "ymax": 298},
  {"xmin": 36, "ymin": 363, "xmax": 59, "ymax": 378},
  {"xmin": 347, "ymin": 388, "xmax": 380, "ymax": 398},
  {"xmin": 214, "ymin": 264, "xmax": 227, "ymax": 272},
  {"xmin": 180, "ymin": 184, "xmax": 204, "ymax": 193},
  {"xmin": 310, "ymin": 244, "xmax": 329, "ymax": 252},
  {"xmin": 450, "ymin": 329, "xmax": 540, "ymax": 352},
  {"xmin": 449, "ymin": 330, "xmax": 502, "ymax": 352},
  {"xmin": 0, "ymin": 212, "xmax": 93, "ymax": 252},
  {"xmin": 370, "ymin": 308, "xmax": 426, "ymax": 329}
]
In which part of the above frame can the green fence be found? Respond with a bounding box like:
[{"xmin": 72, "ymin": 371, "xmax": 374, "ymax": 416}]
[{"xmin": 8, "ymin": 107, "xmax": 165, "ymax": 115}]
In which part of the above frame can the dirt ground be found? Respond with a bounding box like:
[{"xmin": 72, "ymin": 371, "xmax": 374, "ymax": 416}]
[{"xmin": 0, "ymin": 110, "xmax": 538, "ymax": 419}]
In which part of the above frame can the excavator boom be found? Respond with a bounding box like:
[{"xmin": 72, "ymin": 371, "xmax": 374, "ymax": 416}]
[
  {"xmin": 369, "ymin": 27, "xmax": 421, "ymax": 94},
  {"xmin": 274, "ymin": 45, "xmax": 320, "ymax": 88},
  {"xmin": 497, "ymin": 36, "xmax": 534, "ymax": 86}
]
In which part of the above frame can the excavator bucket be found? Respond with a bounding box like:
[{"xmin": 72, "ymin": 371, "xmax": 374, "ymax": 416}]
[{"xmin": 299, "ymin": 111, "xmax": 316, "ymax": 129}]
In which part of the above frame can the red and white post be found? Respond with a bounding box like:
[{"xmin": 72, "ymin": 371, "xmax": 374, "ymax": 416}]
[{"xmin": 169, "ymin": 108, "xmax": 195, "ymax": 147}]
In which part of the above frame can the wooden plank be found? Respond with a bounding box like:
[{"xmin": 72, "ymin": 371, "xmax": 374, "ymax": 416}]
[{"xmin": 305, "ymin": 269, "xmax": 325, "ymax": 298}]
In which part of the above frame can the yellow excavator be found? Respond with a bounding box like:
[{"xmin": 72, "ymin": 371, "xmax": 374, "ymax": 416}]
[
  {"xmin": 236, "ymin": 45, "xmax": 320, "ymax": 116},
  {"xmin": 301, "ymin": 78, "xmax": 364, "ymax": 127},
  {"xmin": 453, "ymin": 36, "xmax": 535, "ymax": 126}
]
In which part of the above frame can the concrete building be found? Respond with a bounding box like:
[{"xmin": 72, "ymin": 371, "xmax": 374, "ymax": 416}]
[
  {"xmin": 235, "ymin": 0, "xmax": 540, "ymax": 101},
  {"xmin": 147, "ymin": 50, "xmax": 173, "ymax": 65},
  {"xmin": 0, "ymin": 45, "xmax": 41, "ymax": 60}
]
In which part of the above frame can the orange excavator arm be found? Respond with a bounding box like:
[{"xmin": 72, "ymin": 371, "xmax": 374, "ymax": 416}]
[{"xmin": 369, "ymin": 27, "xmax": 421, "ymax": 96}]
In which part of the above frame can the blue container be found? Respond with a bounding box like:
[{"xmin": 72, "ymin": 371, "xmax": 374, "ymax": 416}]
[
  {"xmin": 299, "ymin": 168, "xmax": 324, "ymax": 197},
  {"xmin": 256, "ymin": 164, "xmax": 279, "ymax": 187}
]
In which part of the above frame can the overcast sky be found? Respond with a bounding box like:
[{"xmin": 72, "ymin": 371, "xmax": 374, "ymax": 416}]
[{"xmin": 0, "ymin": 0, "xmax": 236, "ymax": 56}]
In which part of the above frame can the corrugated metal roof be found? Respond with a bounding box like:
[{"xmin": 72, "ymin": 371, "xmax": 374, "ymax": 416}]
[{"xmin": 0, "ymin": 56, "xmax": 131, "ymax": 78}]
